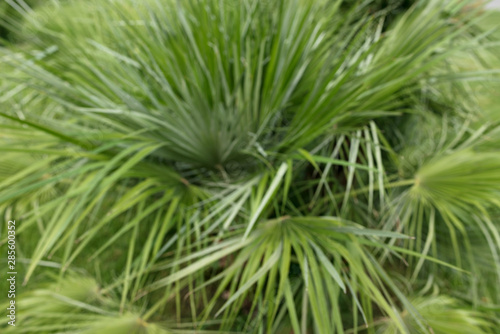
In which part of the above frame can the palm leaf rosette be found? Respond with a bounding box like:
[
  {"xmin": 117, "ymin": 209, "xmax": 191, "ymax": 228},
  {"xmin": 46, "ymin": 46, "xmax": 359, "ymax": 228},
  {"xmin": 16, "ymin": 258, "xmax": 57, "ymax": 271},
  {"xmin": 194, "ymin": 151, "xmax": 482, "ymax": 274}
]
[{"xmin": 0, "ymin": 0, "xmax": 499, "ymax": 333}]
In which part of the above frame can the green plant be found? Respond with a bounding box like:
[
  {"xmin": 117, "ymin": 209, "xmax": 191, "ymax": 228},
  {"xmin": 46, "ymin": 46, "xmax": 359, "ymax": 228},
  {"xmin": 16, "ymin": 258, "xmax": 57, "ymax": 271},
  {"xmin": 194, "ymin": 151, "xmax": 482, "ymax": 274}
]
[{"xmin": 0, "ymin": 0, "xmax": 499, "ymax": 333}]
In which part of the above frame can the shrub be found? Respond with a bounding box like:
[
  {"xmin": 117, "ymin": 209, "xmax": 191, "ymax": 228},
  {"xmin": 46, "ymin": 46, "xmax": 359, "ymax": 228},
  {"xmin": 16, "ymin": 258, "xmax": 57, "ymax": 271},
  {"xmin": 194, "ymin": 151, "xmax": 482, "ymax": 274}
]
[{"xmin": 0, "ymin": 0, "xmax": 499, "ymax": 333}]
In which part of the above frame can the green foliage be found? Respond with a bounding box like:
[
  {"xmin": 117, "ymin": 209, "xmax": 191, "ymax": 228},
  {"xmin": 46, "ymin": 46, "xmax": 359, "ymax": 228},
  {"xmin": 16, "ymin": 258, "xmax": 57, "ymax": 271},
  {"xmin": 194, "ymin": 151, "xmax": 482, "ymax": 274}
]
[
  {"xmin": 377, "ymin": 296, "xmax": 496, "ymax": 334},
  {"xmin": 2, "ymin": 274, "xmax": 181, "ymax": 333},
  {"xmin": 0, "ymin": 0, "xmax": 499, "ymax": 333},
  {"xmin": 0, "ymin": 0, "xmax": 42, "ymax": 43}
]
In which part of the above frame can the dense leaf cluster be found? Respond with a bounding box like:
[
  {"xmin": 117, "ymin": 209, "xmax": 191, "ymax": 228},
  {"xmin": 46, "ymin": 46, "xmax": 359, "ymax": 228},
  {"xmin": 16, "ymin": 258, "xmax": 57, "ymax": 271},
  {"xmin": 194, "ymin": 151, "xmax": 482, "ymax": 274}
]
[{"xmin": 0, "ymin": 0, "xmax": 499, "ymax": 333}]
